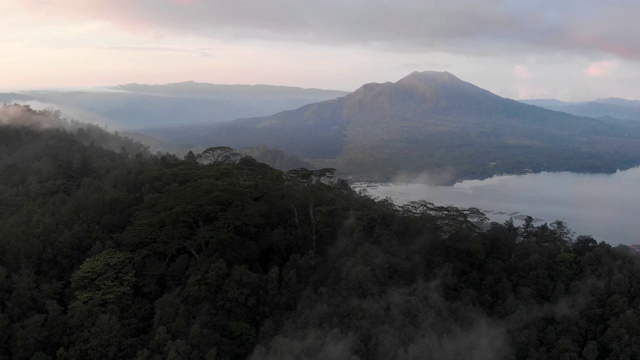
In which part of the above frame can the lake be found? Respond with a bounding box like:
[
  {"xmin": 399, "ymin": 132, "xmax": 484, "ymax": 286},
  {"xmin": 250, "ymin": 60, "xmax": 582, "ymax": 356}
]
[{"xmin": 365, "ymin": 167, "xmax": 640, "ymax": 245}]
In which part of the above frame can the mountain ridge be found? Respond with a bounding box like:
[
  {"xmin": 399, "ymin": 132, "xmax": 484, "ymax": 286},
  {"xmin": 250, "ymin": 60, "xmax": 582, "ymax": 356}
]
[
  {"xmin": 520, "ymin": 97, "xmax": 640, "ymax": 121},
  {"xmin": 138, "ymin": 71, "xmax": 640, "ymax": 182},
  {"xmin": 1, "ymin": 82, "xmax": 348, "ymax": 130},
  {"xmin": 112, "ymin": 81, "xmax": 349, "ymax": 99}
]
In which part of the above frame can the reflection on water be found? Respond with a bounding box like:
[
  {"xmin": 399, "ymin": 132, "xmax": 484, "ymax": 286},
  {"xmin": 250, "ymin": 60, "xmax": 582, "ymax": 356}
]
[{"xmin": 365, "ymin": 167, "xmax": 640, "ymax": 245}]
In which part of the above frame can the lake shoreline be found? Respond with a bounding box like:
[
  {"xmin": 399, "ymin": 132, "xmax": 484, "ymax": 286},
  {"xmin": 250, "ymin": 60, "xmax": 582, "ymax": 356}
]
[{"xmin": 360, "ymin": 167, "xmax": 640, "ymax": 245}]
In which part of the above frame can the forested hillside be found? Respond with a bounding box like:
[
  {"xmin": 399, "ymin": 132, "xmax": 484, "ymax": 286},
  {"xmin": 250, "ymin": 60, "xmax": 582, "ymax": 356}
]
[{"xmin": 1, "ymin": 105, "xmax": 639, "ymax": 360}]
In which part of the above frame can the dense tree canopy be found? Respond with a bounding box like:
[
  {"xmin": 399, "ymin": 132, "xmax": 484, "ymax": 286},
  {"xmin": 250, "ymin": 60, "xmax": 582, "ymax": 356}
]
[{"xmin": 1, "ymin": 105, "xmax": 639, "ymax": 359}]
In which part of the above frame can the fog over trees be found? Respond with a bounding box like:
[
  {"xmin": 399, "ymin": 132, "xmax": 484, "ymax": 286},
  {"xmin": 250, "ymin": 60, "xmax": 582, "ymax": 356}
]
[{"xmin": 0, "ymin": 105, "xmax": 639, "ymax": 359}]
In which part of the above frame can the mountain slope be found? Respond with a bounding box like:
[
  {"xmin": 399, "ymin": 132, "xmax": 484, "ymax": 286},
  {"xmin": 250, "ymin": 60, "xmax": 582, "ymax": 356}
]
[{"xmin": 147, "ymin": 71, "xmax": 640, "ymax": 182}]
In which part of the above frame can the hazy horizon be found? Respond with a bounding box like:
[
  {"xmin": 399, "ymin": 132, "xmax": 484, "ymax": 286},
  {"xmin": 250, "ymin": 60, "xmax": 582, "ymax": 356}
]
[{"xmin": 3, "ymin": 76, "xmax": 640, "ymax": 105}]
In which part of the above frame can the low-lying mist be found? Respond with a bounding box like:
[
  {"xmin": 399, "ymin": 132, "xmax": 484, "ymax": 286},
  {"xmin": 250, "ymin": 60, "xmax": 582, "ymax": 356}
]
[
  {"xmin": 391, "ymin": 169, "xmax": 457, "ymax": 186},
  {"xmin": 0, "ymin": 104, "xmax": 150, "ymax": 156}
]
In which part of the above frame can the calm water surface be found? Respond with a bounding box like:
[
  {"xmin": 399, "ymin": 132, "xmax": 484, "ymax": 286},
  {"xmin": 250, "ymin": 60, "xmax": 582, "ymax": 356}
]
[{"xmin": 366, "ymin": 167, "xmax": 640, "ymax": 245}]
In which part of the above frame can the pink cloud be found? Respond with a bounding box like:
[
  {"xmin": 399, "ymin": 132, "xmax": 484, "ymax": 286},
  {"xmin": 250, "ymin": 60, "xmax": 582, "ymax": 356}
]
[
  {"xmin": 13, "ymin": 0, "xmax": 180, "ymax": 36},
  {"xmin": 514, "ymin": 65, "xmax": 532, "ymax": 80},
  {"xmin": 566, "ymin": 27, "xmax": 638, "ymax": 59},
  {"xmin": 9, "ymin": 1, "xmax": 640, "ymax": 60},
  {"xmin": 585, "ymin": 60, "xmax": 617, "ymax": 78},
  {"xmin": 516, "ymin": 84, "xmax": 534, "ymax": 99}
]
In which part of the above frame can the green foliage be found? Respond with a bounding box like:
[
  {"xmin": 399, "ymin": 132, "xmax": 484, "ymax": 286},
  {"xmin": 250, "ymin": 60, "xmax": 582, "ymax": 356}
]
[
  {"xmin": 70, "ymin": 249, "xmax": 135, "ymax": 304},
  {"xmin": 241, "ymin": 145, "xmax": 309, "ymax": 171},
  {"xmin": 197, "ymin": 146, "xmax": 241, "ymax": 165},
  {"xmin": 1, "ymin": 105, "xmax": 640, "ymax": 359}
]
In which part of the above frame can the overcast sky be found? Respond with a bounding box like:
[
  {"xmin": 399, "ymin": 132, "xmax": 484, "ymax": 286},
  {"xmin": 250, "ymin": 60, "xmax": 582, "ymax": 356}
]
[{"xmin": 2, "ymin": 0, "xmax": 639, "ymax": 101}]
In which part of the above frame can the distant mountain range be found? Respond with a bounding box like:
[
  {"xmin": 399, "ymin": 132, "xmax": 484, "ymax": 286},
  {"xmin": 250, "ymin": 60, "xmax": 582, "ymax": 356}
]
[
  {"xmin": 6, "ymin": 74, "xmax": 640, "ymax": 183},
  {"xmin": 0, "ymin": 82, "xmax": 348, "ymax": 130},
  {"xmin": 144, "ymin": 71, "xmax": 640, "ymax": 183},
  {"xmin": 521, "ymin": 98, "xmax": 640, "ymax": 121}
]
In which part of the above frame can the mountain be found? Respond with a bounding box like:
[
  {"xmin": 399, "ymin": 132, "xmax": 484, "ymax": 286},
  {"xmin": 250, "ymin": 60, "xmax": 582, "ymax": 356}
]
[
  {"xmin": 146, "ymin": 71, "xmax": 640, "ymax": 183},
  {"xmin": 519, "ymin": 99, "xmax": 571, "ymax": 107},
  {"xmin": 0, "ymin": 83, "xmax": 348, "ymax": 130},
  {"xmin": 521, "ymin": 97, "xmax": 640, "ymax": 121},
  {"xmin": 113, "ymin": 81, "xmax": 348, "ymax": 99}
]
